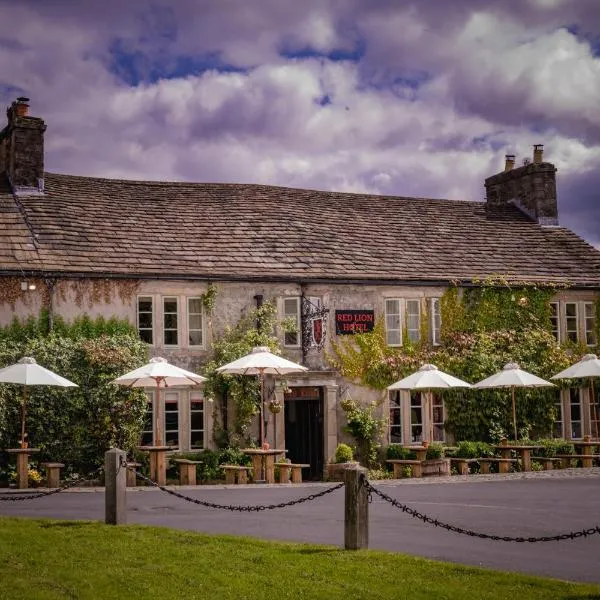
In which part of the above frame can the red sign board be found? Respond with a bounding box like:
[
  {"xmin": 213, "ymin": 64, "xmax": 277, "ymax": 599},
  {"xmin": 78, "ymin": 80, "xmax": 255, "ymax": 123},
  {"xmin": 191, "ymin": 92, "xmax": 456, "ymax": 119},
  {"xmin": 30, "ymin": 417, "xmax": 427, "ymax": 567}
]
[{"xmin": 335, "ymin": 310, "xmax": 375, "ymax": 335}]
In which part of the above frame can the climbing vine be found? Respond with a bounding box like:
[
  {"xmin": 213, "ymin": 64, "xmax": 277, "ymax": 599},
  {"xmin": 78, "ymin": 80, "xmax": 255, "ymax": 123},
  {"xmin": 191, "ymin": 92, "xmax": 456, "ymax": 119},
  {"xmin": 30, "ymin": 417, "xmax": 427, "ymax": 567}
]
[
  {"xmin": 330, "ymin": 280, "xmax": 596, "ymax": 441},
  {"xmin": 202, "ymin": 301, "xmax": 283, "ymax": 447},
  {"xmin": 201, "ymin": 283, "xmax": 218, "ymax": 314}
]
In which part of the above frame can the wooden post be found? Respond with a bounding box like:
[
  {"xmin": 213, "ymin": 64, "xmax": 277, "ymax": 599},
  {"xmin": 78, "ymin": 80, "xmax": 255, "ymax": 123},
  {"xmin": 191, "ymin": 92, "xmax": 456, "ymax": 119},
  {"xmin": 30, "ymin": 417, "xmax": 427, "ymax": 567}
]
[
  {"xmin": 344, "ymin": 465, "xmax": 368, "ymax": 550},
  {"xmin": 105, "ymin": 448, "xmax": 126, "ymax": 525}
]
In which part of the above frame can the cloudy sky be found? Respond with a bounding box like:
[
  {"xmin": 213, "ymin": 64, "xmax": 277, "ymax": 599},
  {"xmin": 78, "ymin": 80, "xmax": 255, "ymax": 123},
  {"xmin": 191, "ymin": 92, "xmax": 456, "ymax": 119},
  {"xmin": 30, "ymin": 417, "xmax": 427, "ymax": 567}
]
[{"xmin": 1, "ymin": 0, "xmax": 599, "ymax": 247}]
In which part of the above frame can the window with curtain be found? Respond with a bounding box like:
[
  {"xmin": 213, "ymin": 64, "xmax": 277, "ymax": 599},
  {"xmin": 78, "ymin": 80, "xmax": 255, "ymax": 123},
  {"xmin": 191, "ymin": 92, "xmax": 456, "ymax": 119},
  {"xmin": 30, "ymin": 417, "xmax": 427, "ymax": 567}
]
[{"xmin": 385, "ymin": 299, "xmax": 402, "ymax": 346}]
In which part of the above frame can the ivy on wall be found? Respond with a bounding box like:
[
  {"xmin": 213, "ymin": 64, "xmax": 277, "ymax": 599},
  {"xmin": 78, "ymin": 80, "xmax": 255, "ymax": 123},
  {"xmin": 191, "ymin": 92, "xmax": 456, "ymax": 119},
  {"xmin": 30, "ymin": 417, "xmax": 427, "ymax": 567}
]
[
  {"xmin": 330, "ymin": 280, "xmax": 598, "ymax": 441},
  {"xmin": 202, "ymin": 301, "xmax": 282, "ymax": 448}
]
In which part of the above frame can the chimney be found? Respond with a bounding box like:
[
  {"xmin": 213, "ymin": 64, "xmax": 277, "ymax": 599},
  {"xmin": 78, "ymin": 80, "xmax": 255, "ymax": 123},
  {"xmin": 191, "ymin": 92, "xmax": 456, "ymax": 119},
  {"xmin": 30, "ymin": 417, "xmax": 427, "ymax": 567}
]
[
  {"xmin": 0, "ymin": 97, "xmax": 46, "ymax": 193},
  {"xmin": 484, "ymin": 144, "xmax": 558, "ymax": 226},
  {"xmin": 504, "ymin": 154, "xmax": 515, "ymax": 172}
]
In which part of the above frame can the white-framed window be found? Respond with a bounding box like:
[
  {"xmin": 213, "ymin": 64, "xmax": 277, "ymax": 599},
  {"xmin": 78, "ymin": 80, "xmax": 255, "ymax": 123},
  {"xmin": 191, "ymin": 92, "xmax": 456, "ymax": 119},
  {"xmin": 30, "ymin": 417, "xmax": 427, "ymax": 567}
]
[
  {"xmin": 406, "ymin": 299, "xmax": 420, "ymax": 343},
  {"xmin": 552, "ymin": 394, "xmax": 563, "ymax": 438},
  {"xmin": 188, "ymin": 297, "xmax": 204, "ymax": 348},
  {"xmin": 190, "ymin": 391, "xmax": 204, "ymax": 449},
  {"xmin": 389, "ymin": 391, "xmax": 402, "ymax": 444},
  {"xmin": 410, "ymin": 392, "xmax": 423, "ymax": 443},
  {"xmin": 584, "ymin": 302, "xmax": 597, "ymax": 346},
  {"xmin": 549, "ymin": 302, "xmax": 560, "ymax": 343},
  {"xmin": 283, "ymin": 297, "xmax": 301, "ymax": 347},
  {"xmin": 569, "ymin": 388, "xmax": 582, "ymax": 439},
  {"xmin": 137, "ymin": 296, "xmax": 153, "ymax": 345},
  {"xmin": 163, "ymin": 297, "xmax": 179, "ymax": 346},
  {"xmin": 165, "ymin": 391, "xmax": 179, "ymax": 447},
  {"xmin": 385, "ymin": 299, "xmax": 402, "ymax": 346},
  {"xmin": 432, "ymin": 394, "xmax": 445, "ymax": 442},
  {"xmin": 430, "ymin": 298, "xmax": 441, "ymax": 346},
  {"xmin": 141, "ymin": 392, "xmax": 154, "ymax": 446},
  {"xmin": 565, "ymin": 302, "xmax": 578, "ymax": 343}
]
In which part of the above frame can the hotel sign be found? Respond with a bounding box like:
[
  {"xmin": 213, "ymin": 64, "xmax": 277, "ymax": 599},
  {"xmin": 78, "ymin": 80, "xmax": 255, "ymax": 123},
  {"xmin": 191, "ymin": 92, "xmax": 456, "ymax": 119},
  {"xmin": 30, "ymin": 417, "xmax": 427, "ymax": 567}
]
[{"xmin": 335, "ymin": 310, "xmax": 375, "ymax": 335}]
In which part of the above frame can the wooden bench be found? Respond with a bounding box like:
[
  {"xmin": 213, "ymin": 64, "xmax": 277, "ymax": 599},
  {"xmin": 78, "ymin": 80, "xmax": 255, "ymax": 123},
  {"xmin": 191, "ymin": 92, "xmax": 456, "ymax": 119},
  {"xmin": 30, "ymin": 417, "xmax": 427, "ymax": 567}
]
[
  {"xmin": 173, "ymin": 459, "xmax": 202, "ymax": 485},
  {"xmin": 125, "ymin": 461, "xmax": 141, "ymax": 487},
  {"xmin": 556, "ymin": 454, "xmax": 600, "ymax": 469},
  {"xmin": 221, "ymin": 465, "xmax": 252, "ymax": 485},
  {"xmin": 41, "ymin": 462, "xmax": 65, "ymax": 488},
  {"xmin": 277, "ymin": 463, "xmax": 310, "ymax": 484},
  {"xmin": 531, "ymin": 457, "xmax": 563, "ymax": 471},
  {"xmin": 386, "ymin": 459, "xmax": 423, "ymax": 478},
  {"xmin": 449, "ymin": 458, "xmax": 478, "ymax": 475},
  {"xmin": 478, "ymin": 458, "xmax": 517, "ymax": 474}
]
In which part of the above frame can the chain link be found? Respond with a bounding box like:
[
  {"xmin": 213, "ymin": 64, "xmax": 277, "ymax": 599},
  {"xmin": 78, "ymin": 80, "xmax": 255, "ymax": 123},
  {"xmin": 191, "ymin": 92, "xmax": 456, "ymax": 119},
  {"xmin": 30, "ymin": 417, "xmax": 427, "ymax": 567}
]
[
  {"xmin": 0, "ymin": 468, "xmax": 103, "ymax": 502},
  {"xmin": 126, "ymin": 464, "xmax": 344, "ymax": 511},
  {"xmin": 365, "ymin": 480, "xmax": 600, "ymax": 543}
]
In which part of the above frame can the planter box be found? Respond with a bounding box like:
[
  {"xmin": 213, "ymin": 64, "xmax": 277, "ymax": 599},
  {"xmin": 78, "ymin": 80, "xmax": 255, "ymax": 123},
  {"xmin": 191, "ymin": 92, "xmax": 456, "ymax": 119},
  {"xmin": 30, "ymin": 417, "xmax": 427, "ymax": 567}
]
[
  {"xmin": 325, "ymin": 461, "xmax": 360, "ymax": 481},
  {"xmin": 421, "ymin": 458, "xmax": 451, "ymax": 477}
]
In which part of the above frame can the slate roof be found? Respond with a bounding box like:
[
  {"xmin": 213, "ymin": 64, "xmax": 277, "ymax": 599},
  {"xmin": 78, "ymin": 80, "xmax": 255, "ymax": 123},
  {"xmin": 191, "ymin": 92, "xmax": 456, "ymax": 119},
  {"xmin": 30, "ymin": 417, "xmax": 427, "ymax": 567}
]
[{"xmin": 1, "ymin": 171, "xmax": 600, "ymax": 286}]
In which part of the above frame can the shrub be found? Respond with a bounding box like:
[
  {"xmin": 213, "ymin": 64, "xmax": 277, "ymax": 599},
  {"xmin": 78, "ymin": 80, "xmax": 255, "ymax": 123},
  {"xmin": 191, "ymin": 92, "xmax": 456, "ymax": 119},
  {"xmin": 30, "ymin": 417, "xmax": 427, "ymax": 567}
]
[
  {"xmin": 334, "ymin": 443, "xmax": 354, "ymax": 464},
  {"xmin": 385, "ymin": 444, "xmax": 416, "ymax": 460},
  {"xmin": 426, "ymin": 443, "xmax": 444, "ymax": 460},
  {"xmin": 535, "ymin": 439, "xmax": 574, "ymax": 457},
  {"xmin": 455, "ymin": 440, "xmax": 494, "ymax": 458}
]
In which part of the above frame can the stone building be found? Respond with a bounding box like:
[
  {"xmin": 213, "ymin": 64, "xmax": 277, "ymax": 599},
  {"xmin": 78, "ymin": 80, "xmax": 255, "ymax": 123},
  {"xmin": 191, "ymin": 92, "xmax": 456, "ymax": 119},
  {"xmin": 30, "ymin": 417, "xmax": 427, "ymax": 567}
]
[{"xmin": 1, "ymin": 98, "xmax": 599, "ymax": 477}]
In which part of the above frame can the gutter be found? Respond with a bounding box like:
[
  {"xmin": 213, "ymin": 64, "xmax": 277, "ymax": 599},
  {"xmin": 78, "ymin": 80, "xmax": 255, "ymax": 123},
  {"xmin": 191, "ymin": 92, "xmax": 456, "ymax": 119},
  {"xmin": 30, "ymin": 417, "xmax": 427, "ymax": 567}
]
[{"xmin": 1, "ymin": 269, "xmax": 599, "ymax": 290}]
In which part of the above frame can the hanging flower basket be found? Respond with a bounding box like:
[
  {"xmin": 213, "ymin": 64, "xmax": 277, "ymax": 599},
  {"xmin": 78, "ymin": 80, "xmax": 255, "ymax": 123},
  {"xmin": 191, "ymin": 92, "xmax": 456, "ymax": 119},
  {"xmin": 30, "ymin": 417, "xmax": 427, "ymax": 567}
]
[{"xmin": 268, "ymin": 399, "xmax": 282, "ymax": 414}]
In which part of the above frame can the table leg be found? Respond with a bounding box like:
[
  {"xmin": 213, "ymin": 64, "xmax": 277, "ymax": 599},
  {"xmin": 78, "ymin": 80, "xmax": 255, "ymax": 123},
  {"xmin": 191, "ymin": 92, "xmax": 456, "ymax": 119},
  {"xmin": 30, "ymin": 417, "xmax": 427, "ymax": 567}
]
[
  {"xmin": 250, "ymin": 455, "xmax": 263, "ymax": 481},
  {"xmin": 264, "ymin": 455, "xmax": 275, "ymax": 484},
  {"xmin": 521, "ymin": 449, "xmax": 531, "ymax": 472},
  {"xmin": 16, "ymin": 453, "xmax": 29, "ymax": 489}
]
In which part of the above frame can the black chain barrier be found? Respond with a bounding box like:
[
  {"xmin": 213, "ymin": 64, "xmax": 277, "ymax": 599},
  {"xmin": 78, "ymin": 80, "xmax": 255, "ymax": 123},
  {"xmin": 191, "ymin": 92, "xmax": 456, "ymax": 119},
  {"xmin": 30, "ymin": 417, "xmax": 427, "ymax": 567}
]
[
  {"xmin": 365, "ymin": 480, "xmax": 600, "ymax": 543},
  {"xmin": 126, "ymin": 463, "xmax": 344, "ymax": 512},
  {"xmin": 0, "ymin": 467, "xmax": 104, "ymax": 502}
]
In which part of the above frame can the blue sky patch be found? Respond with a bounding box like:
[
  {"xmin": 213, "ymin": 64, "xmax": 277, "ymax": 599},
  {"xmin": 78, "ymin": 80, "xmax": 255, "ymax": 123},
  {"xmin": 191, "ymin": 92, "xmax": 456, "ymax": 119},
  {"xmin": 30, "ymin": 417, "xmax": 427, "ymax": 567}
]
[{"xmin": 108, "ymin": 39, "xmax": 247, "ymax": 85}]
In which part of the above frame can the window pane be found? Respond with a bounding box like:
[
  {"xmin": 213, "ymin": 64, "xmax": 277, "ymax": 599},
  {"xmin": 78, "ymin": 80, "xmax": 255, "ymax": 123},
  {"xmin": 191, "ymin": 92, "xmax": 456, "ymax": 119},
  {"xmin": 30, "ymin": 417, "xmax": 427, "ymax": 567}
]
[
  {"xmin": 164, "ymin": 330, "xmax": 178, "ymax": 345},
  {"xmin": 139, "ymin": 329, "xmax": 153, "ymax": 344},
  {"xmin": 188, "ymin": 298, "xmax": 202, "ymax": 313},
  {"xmin": 566, "ymin": 303, "xmax": 577, "ymax": 317},
  {"xmin": 164, "ymin": 313, "xmax": 178, "ymax": 329},
  {"xmin": 189, "ymin": 330, "xmax": 203, "ymax": 346},
  {"xmin": 138, "ymin": 299, "xmax": 152, "ymax": 312},
  {"xmin": 191, "ymin": 412, "xmax": 203, "ymax": 430},
  {"xmin": 387, "ymin": 330, "xmax": 401, "ymax": 346},
  {"xmin": 164, "ymin": 300, "xmax": 178, "ymax": 312},
  {"xmin": 138, "ymin": 313, "xmax": 153, "ymax": 328},
  {"xmin": 189, "ymin": 314, "xmax": 202, "ymax": 330},
  {"xmin": 190, "ymin": 430, "xmax": 204, "ymax": 448}
]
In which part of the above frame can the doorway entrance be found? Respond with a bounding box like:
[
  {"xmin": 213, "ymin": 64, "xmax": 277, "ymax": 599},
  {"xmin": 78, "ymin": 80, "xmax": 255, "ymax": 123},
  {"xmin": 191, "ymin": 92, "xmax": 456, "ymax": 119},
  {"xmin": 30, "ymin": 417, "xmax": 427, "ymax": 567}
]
[{"xmin": 284, "ymin": 386, "xmax": 324, "ymax": 480}]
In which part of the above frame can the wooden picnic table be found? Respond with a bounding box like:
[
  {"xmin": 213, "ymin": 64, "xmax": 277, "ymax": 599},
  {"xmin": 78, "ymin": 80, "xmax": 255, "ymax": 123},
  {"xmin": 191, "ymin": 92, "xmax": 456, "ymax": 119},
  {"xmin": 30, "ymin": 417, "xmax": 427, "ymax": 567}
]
[
  {"xmin": 494, "ymin": 444, "xmax": 538, "ymax": 472},
  {"xmin": 7, "ymin": 448, "xmax": 40, "ymax": 489},
  {"xmin": 138, "ymin": 445, "xmax": 171, "ymax": 486},
  {"xmin": 396, "ymin": 445, "xmax": 429, "ymax": 461},
  {"xmin": 242, "ymin": 448, "xmax": 286, "ymax": 483}
]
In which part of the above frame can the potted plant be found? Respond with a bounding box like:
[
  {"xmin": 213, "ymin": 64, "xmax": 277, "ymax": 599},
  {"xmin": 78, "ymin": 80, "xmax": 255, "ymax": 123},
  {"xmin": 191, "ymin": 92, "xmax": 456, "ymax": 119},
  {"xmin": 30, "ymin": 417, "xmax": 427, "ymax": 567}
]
[{"xmin": 325, "ymin": 443, "xmax": 359, "ymax": 481}]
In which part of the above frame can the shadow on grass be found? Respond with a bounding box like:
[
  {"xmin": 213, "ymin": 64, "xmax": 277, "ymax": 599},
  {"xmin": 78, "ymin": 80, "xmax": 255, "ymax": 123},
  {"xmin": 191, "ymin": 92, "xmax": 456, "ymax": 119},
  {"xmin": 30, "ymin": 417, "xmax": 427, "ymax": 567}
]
[{"xmin": 39, "ymin": 521, "xmax": 91, "ymax": 529}]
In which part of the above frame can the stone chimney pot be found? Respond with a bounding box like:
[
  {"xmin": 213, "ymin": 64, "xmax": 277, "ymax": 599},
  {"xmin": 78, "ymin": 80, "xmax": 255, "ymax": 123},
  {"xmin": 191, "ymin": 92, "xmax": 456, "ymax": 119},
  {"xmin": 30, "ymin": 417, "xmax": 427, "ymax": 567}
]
[
  {"xmin": 504, "ymin": 154, "xmax": 515, "ymax": 172},
  {"xmin": 533, "ymin": 144, "xmax": 544, "ymax": 164}
]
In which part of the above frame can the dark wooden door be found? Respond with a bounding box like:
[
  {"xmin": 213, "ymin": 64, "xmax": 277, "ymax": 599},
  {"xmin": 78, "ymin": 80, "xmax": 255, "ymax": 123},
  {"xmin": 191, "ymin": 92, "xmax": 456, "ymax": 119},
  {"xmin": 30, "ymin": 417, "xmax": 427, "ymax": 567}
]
[{"xmin": 284, "ymin": 386, "xmax": 324, "ymax": 480}]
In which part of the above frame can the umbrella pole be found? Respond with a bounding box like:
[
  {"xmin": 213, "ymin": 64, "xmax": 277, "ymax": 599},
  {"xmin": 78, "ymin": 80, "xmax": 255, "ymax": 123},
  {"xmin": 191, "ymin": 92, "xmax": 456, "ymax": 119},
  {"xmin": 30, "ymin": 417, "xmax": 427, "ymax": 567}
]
[
  {"xmin": 155, "ymin": 379, "xmax": 162, "ymax": 446},
  {"xmin": 512, "ymin": 387, "xmax": 518, "ymax": 441},
  {"xmin": 591, "ymin": 380, "xmax": 599, "ymax": 440},
  {"xmin": 20, "ymin": 386, "xmax": 27, "ymax": 448},
  {"xmin": 259, "ymin": 374, "xmax": 265, "ymax": 447}
]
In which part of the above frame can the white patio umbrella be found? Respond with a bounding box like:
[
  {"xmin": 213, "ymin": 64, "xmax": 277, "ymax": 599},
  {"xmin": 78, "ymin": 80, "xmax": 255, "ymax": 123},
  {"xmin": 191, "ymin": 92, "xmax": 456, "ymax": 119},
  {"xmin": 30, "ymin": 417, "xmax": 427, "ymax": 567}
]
[
  {"xmin": 216, "ymin": 346, "xmax": 307, "ymax": 446},
  {"xmin": 473, "ymin": 362, "xmax": 554, "ymax": 441},
  {"xmin": 387, "ymin": 364, "xmax": 471, "ymax": 443},
  {"xmin": 0, "ymin": 357, "xmax": 78, "ymax": 448},
  {"xmin": 112, "ymin": 357, "xmax": 206, "ymax": 446},
  {"xmin": 552, "ymin": 354, "xmax": 600, "ymax": 439}
]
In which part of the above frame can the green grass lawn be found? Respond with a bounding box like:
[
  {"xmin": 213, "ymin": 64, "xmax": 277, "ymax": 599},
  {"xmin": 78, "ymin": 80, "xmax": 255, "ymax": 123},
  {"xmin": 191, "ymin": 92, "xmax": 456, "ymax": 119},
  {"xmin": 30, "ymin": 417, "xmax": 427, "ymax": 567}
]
[{"xmin": 0, "ymin": 517, "xmax": 599, "ymax": 600}]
